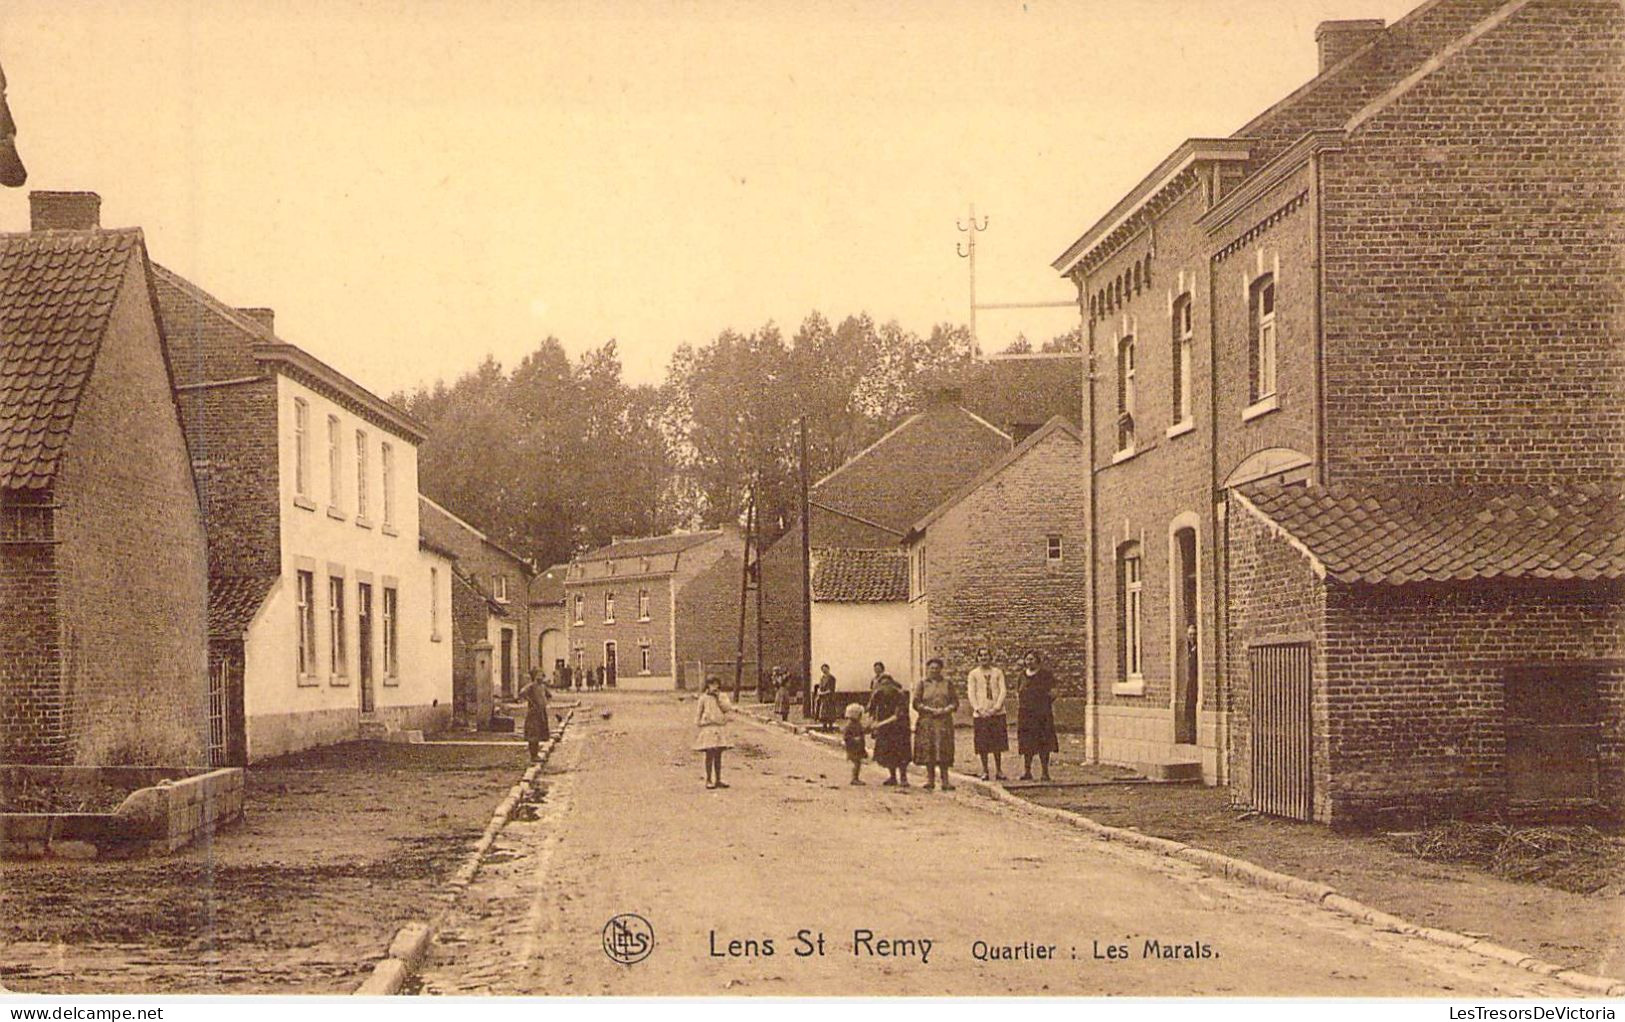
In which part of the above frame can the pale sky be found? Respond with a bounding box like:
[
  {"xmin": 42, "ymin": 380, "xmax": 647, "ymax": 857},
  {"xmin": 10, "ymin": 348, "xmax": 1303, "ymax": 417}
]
[{"xmin": 0, "ymin": 0, "xmax": 1419, "ymax": 394}]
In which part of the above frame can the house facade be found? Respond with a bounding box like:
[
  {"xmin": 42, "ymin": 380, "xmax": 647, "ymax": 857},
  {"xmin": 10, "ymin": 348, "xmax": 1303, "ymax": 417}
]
[
  {"xmin": 1053, "ymin": 0, "xmax": 1624, "ymax": 819},
  {"xmin": 808, "ymin": 548, "xmax": 910, "ymax": 695},
  {"xmin": 902, "ymin": 418, "xmax": 1088, "ymax": 710},
  {"xmin": 0, "ymin": 195, "xmax": 210, "ymax": 765},
  {"xmin": 564, "ymin": 529, "xmax": 751, "ymax": 690},
  {"xmin": 156, "ymin": 236, "xmax": 451, "ymax": 761},
  {"xmin": 758, "ymin": 395, "xmax": 1014, "ymax": 687},
  {"xmin": 419, "ymin": 495, "xmax": 534, "ymax": 710}
]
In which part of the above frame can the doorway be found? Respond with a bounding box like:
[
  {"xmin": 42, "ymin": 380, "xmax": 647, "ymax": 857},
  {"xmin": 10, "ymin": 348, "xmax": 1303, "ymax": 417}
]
[
  {"xmin": 1505, "ymin": 664, "xmax": 1600, "ymax": 804},
  {"xmin": 1173, "ymin": 527, "xmax": 1199, "ymax": 745},
  {"xmin": 604, "ymin": 640, "xmax": 618, "ymax": 688},
  {"xmin": 500, "ymin": 627, "xmax": 516, "ymax": 698},
  {"xmin": 358, "ymin": 582, "xmax": 375, "ymax": 715}
]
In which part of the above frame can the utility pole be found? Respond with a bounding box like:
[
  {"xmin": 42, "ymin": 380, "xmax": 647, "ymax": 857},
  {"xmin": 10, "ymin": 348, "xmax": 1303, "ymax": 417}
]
[
  {"xmin": 733, "ymin": 478, "xmax": 755, "ymax": 703},
  {"xmin": 798, "ymin": 418, "xmax": 813, "ymax": 718},
  {"xmin": 956, "ymin": 204, "xmax": 989, "ymax": 356}
]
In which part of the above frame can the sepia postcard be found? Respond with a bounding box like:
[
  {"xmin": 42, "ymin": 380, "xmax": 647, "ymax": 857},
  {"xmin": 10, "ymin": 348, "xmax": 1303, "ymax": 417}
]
[{"xmin": 0, "ymin": 0, "xmax": 1619, "ymax": 1005}]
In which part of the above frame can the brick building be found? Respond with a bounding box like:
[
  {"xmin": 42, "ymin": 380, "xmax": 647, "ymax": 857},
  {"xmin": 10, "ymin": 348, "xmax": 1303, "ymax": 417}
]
[
  {"xmin": 152, "ymin": 209, "xmax": 452, "ymax": 761},
  {"xmin": 419, "ymin": 495, "xmax": 534, "ymax": 714},
  {"xmin": 564, "ymin": 528, "xmax": 752, "ymax": 690},
  {"xmin": 902, "ymin": 418, "xmax": 1088, "ymax": 715},
  {"xmin": 957, "ymin": 352, "xmax": 1083, "ymax": 443},
  {"xmin": 758, "ymin": 395, "xmax": 1013, "ymax": 684},
  {"xmin": 0, "ymin": 195, "xmax": 210, "ymax": 765},
  {"xmin": 1052, "ymin": 0, "xmax": 1623, "ymax": 819},
  {"xmin": 529, "ymin": 564, "xmax": 569, "ymax": 683}
]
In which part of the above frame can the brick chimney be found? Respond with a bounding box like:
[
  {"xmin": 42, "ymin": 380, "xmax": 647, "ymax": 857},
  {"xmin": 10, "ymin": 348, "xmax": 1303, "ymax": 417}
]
[
  {"xmin": 1316, "ymin": 19, "xmax": 1385, "ymax": 73},
  {"xmin": 30, "ymin": 190, "xmax": 101, "ymax": 231},
  {"xmin": 237, "ymin": 307, "xmax": 275, "ymax": 334}
]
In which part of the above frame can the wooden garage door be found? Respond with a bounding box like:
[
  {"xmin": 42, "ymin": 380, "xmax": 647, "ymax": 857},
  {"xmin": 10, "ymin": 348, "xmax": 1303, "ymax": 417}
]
[
  {"xmin": 1505, "ymin": 665, "xmax": 1599, "ymax": 804},
  {"xmin": 1249, "ymin": 643, "xmax": 1313, "ymax": 821}
]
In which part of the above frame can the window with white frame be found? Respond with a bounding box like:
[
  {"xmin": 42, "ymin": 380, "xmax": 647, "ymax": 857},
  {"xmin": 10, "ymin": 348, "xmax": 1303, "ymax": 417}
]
[
  {"xmin": 382, "ymin": 586, "xmax": 398, "ymax": 677},
  {"xmin": 638, "ymin": 588, "xmax": 651, "ymax": 621},
  {"xmin": 355, "ymin": 430, "xmax": 369, "ymax": 520},
  {"xmin": 380, "ymin": 442, "xmax": 395, "ymax": 527},
  {"xmin": 639, "ymin": 556, "xmax": 650, "ymax": 573},
  {"xmin": 639, "ymin": 640, "xmax": 652, "ymax": 674},
  {"xmin": 1250, "ymin": 274, "xmax": 1277, "ymax": 404},
  {"xmin": 493, "ymin": 573, "xmax": 508, "ymax": 603},
  {"xmin": 607, "ymin": 559, "xmax": 616, "ymax": 576},
  {"xmin": 327, "ymin": 415, "xmax": 342, "ymax": 510},
  {"xmin": 1117, "ymin": 335, "xmax": 1136, "ymax": 452},
  {"xmin": 1118, "ymin": 544, "xmax": 1143, "ymax": 681},
  {"xmin": 296, "ymin": 570, "xmax": 316, "ymax": 676},
  {"xmin": 328, "ymin": 575, "xmax": 346, "ymax": 677},
  {"xmin": 604, "ymin": 591, "xmax": 615, "ymax": 623},
  {"xmin": 293, "ymin": 398, "xmax": 311, "ymax": 499},
  {"xmin": 1172, "ymin": 294, "xmax": 1193, "ymax": 426},
  {"xmin": 573, "ymin": 593, "xmax": 584, "ymax": 624}
]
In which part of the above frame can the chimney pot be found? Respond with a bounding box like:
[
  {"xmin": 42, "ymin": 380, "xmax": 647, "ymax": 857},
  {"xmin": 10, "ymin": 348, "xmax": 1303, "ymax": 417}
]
[
  {"xmin": 237, "ymin": 307, "xmax": 275, "ymax": 334},
  {"xmin": 1315, "ymin": 19, "xmax": 1386, "ymax": 73},
  {"xmin": 30, "ymin": 190, "xmax": 101, "ymax": 231}
]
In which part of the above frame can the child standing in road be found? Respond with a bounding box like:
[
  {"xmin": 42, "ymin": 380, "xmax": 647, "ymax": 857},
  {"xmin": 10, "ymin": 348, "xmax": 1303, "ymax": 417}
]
[
  {"xmin": 694, "ymin": 675, "xmax": 732, "ymax": 790},
  {"xmin": 842, "ymin": 703, "xmax": 868, "ymax": 785}
]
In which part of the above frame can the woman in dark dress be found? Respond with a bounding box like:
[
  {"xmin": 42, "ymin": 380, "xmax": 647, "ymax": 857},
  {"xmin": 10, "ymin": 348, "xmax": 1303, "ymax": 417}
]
[
  {"xmin": 866, "ymin": 673, "xmax": 912, "ymax": 787},
  {"xmin": 1016, "ymin": 650, "xmax": 1059, "ymax": 781},
  {"xmin": 517, "ymin": 671, "xmax": 552, "ymax": 762},
  {"xmin": 815, "ymin": 665, "xmax": 839, "ymax": 731}
]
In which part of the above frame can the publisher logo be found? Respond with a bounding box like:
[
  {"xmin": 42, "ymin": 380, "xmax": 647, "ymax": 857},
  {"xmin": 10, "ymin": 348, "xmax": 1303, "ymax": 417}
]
[{"xmin": 603, "ymin": 913, "xmax": 654, "ymax": 965}]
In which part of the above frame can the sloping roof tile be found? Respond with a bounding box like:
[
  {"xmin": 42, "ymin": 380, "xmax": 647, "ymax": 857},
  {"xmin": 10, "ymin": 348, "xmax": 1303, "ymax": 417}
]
[
  {"xmin": 0, "ymin": 229, "xmax": 140, "ymax": 489},
  {"xmin": 1239, "ymin": 482, "xmax": 1625, "ymax": 585},
  {"xmin": 811, "ymin": 547, "xmax": 909, "ymax": 603},
  {"xmin": 530, "ymin": 564, "xmax": 568, "ymax": 605},
  {"xmin": 209, "ymin": 574, "xmax": 276, "ymax": 638},
  {"xmin": 576, "ymin": 530, "xmax": 723, "ymax": 563}
]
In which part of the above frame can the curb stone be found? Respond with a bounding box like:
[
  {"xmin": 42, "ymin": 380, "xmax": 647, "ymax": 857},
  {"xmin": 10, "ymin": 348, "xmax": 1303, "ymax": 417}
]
[
  {"xmin": 742, "ymin": 709, "xmax": 1622, "ymax": 999},
  {"xmin": 353, "ymin": 706, "xmax": 575, "ymax": 996}
]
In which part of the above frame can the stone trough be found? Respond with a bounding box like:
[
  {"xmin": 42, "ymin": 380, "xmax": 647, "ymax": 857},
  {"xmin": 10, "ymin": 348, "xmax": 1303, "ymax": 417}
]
[{"xmin": 0, "ymin": 765, "xmax": 244, "ymax": 860}]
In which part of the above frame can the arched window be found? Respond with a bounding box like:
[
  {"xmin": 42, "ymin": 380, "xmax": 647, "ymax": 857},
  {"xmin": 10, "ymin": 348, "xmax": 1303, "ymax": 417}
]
[
  {"xmin": 1132, "ymin": 260, "xmax": 1142, "ymax": 293},
  {"xmin": 1117, "ymin": 543, "xmax": 1144, "ymax": 681},
  {"xmin": 1249, "ymin": 273, "xmax": 1277, "ymax": 403},
  {"xmin": 1116, "ymin": 334, "xmax": 1136, "ymax": 452},
  {"xmin": 1171, "ymin": 293, "xmax": 1194, "ymax": 426},
  {"xmin": 1143, "ymin": 253, "xmax": 1153, "ymax": 286}
]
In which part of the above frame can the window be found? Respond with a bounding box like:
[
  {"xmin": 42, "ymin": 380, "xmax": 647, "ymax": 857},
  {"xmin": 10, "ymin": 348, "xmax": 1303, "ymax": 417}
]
[
  {"xmin": 1046, "ymin": 535, "xmax": 1063, "ymax": 563},
  {"xmin": 355, "ymin": 430, "xmax": 369, "ymax": 520},
  {"xmin": 1172, "ymin": 294, "xmax": 1193, "ymax": 426},
  {"xmin": 293, "ymin": 399, "xmax": 311, "ymax": 499},
  {"xmin": 638, "ymin": 588, "xmax": 651, "ymax": 621},
  {"xmin": 607, "ymin": 559, "xmax": 617, "ymax": 576},
  {"xmin": 430, "ymin": 566, "xmax": 441, "ymax": 639},
  {"xmin": 327, "ymin": 415, "xmax": 342, "ymax": 510},
  {"xmin": 1117, "ymin": 335, "xmax": 1136, "ymax": 452},
  {"xmin": 1118, "ymin": 545, "xmax": 1143, "ymax": 681},
  {"xmin": 382, "ymin": 586, "xmax": 398, "ymax": 677},
  {"xmin": 493, "ymin": 573, "xmax": 508, "ymax": 603},
  {"xmin": 380, "ymin": 442, "xmax": 395, "ymax": 527},
  {"xmin": 328, "ymin": 575, "xmax": 346, "ymax": 677},
  {"xmin": 1250, "ymin": 274, "xmax": 1277, "ymax": 404},
  {"xmin": 639, "ymin": 556, "xmax": 650, "ymax": 573},
  {"xmin": 639, "ymin": 641, "xmax": 652, "ymax": 674},
  {"xmin": 604, "ymin": 591, "xmax": 615, "ymax": 623},
  {"xmin": 296, "ymin": 570, "xmax": 316, "ymax": 676},
  {"xmin": 573, "ymin": 593, "xmax": 584, "ymax": 625}
]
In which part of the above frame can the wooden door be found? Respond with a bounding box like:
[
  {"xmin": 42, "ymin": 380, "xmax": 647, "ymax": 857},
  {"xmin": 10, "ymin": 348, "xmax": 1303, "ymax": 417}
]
[
  {"xmin": 357, "ymin": 582, "xmax": 375, "ymax": 714},
  {"xmin": 1505, "ymin": 665, "xmax": 1599, "ymax": 804},
  {"xmin": 1249, "ymin": 642, "xmax": 1313, "ymax": 820}
]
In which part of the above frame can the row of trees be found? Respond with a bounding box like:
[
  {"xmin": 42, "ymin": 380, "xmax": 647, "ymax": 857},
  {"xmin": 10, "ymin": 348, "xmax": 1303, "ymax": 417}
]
[{"xmin": 395, "ymin": 314, "xmax": 978, "ymax": 570}]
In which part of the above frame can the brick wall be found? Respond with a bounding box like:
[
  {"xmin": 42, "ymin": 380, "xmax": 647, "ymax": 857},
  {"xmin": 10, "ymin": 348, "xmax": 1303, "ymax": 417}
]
[
  {"xmin": 1224, "ymin": 495, "xmax": 1330, "ymax": 817},
  {"xmin": 1320, "ymin": 0, "xmax": 1625, "ymax": 486},
  {"xmin": 0, "ymin": 497, "xmax": 64, "ymax": 762},
  {"xmin": 1324, "ymin": 582, "xmax": 1625, "ymax": 824},
  {"xmin": 567, "ymin": 575, "xmax": 676, "ymax": 682},
  {"xmin": 674, "ymin": 548, "xmax": 758, "ymax": 686},
  {"xmin": 53, "ymin": 256, "xmax": 211, "ymax": 765},
  {"xmin": 920, "ymin": 427, "xmax": 1087, "ymax": 693}
]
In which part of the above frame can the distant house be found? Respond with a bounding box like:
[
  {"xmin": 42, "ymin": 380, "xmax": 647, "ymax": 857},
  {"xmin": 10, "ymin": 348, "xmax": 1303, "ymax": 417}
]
[
  {"xmin": 958, "ymin": 351, "xmax": 1083, "ymax": 442},
  {"xmin": 419, "ymin": 496, "xmax": 535, "ymax": 714},
  {"xmin": 529, "ymin": 563, "xmax": 569, "ymax": 683},
  {"xmin": 759, "ymin": 392, "xmax": 1012, "ymax": 687},
  {"xmin": 0, "ymin": 193, "xmax": 210, "ymax": 765},
  {"xmin": 154, "ymin": 211, "xmax": 450, "ymax": 761},
  {"xmin": 807, "ymin": 548, "xmax": 909, "ymax": 695},
  {"xmin": 901, "ymin": 417, "xmax": 1087, "ymax": 698},
  {"xmin": 564, "ymin": 529, "xmax": 752, "ymax": 690}
]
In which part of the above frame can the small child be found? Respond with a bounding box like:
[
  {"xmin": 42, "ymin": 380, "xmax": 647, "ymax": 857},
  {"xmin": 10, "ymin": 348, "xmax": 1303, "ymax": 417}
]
[
  {"xmin": 694, "ymin": 675, "xmax": 732, "ymax": 790},
  {"xmin": 842, "ymin": 702, "xmax": 868, "ymax": 785}
]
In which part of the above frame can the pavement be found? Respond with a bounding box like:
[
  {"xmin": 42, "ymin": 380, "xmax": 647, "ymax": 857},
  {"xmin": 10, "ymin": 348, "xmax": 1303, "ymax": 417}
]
[{"xmin": 414, "ymin": 692, "xmax": 1566, "ymax": 997}]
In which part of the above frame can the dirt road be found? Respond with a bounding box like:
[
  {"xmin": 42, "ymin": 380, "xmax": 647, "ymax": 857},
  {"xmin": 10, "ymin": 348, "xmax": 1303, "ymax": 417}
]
[{"xmin": 417, "ymin": 693, "xmax": 1565, "ymax": 997}]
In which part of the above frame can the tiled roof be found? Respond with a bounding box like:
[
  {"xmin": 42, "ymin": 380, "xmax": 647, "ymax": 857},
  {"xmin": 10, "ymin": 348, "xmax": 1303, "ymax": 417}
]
[
  {"xmin": 811, "ymin": 547, "xmax": 909, "ymax": 603},
  {"xmin": 530, "ymin": 564, "xmax": 568, "ymax": 605},
  {"xmin": 208, "ymin": 574, "xmax": 275, "ymax": 638},
  {"xmin": 0, "ymin": 230, "xmax": 141, "ymax": 489},
  {"xmin": 959, "ymin": 354, "xmax": 1083, "ymax": 437},
  {"xmin": 812, "ymin": 403, "xmax": 1010, "ymax": 537},
  {"xmin": 1237, "ymin": 482, "xmax": 1625, "ymax": 585},
  {"xmin": 576, "ymin": 530, "xmax": 722, "ymax": 563}
]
